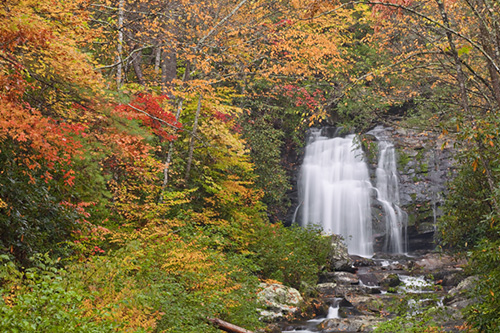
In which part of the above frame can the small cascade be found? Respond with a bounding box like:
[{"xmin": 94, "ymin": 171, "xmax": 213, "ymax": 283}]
[
  {"xmin": 326, "ymin": 305, "xmax": 339, "ymax": 319},
  {"xmin": 298, "ymin": 129, "xmax": 373, "ymax": 256},
  {"xmin": 369, "ymin": 126, "xmax": 408, "ymax": 253}
]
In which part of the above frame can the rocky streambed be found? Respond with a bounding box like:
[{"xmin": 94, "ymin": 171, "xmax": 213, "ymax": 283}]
[{"xmin": 258, "ymin": 250, "xmax": 473, "ymax": 333}]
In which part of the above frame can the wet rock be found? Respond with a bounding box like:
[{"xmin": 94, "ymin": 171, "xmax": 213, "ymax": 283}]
[
  {"xmin": 338, "ymin": 306, "xmax": 363, "ymax": 318},
  {"xmin": 316, "ymin": 282, "xmax": 337, "ymax": 296},
  {"xmin": 346, "ymin": 294, "xmax": 402, "ymax": 315},
  {"xmin": 328, "ymin": 234, "xmax": 355, "ymax": 272},
  {"xmin": 357, "ymin": 271, "xmax": 380, "ymax": 287},
  {"xmin": 257, "ymin": 283, "xmax": 303, "ymax": 322},
  {"xmin": 440, "ymin": 271, "xmax": 467, "ymax": 287},
  {"xmin": 414, "ymin": 253, "xmax": 465, "ymax": 272},
  {"xmin": 319, "ymin": 316, "xmax": 383, "ymax": 332},
  {"xmin": 379, "ymin": 273, "xmax": 402, "ymax": 288},
  {"xmin": 448, "ymin": 275, "xmax": 479, "ymax": 295},
  {"xmin": 318, "ymin": 271, "xmax": 337, "ymax": 283},
  {"xmin": 295, "ymin": 298, "xmax": 329, "ymax": 320},
  {"xmin": 334, "ymin": 272, "xmax": 359, "ymax": 285},
  {"xmin": 335, "ymin": 284, "xmax": 381, "ymax": 297},
  {"xmin": 351, "ymin": 255, "xmax": 375, "ymax": 267},
  {"xmin": 443, "ymin": 275, "xmax": 479, "ymax": 310}
]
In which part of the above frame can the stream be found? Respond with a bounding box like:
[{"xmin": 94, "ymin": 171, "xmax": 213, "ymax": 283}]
[{"xmin": 278, "ymin": 252, "xmax": 468, "ymax": 333}]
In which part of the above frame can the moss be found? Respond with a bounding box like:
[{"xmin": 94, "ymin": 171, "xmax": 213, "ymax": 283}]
[
  {"xmin": 419, "ymin": 162, "xmax": 429, "ymax": 175},
  {"xmin": 397, "ymin": 149, "xmax": 410, "ymax": 171}
]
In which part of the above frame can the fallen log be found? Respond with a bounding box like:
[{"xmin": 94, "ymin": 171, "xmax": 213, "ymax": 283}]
[{"xmin": 207, "ymin": 318, "xmax": 254, "ymax": 333}]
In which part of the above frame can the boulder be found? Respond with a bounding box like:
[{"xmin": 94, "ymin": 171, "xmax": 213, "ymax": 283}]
[
  {"xmin": 448, "ymin": 275, "xmax": 478, "ymax": 296},
  {"xmin": 335, "ymin": 284, "xmax": 381, "ymax": 297},
  {"xmin": 334, "ymin": 272, "xmax": 359, "ymax": 285},
  {"xmin": 443, "ymin": 275, "xmax": 479, "ymax": 310},
  {"xmin": 346, "ymin": 294, "xmax": 402, "ymax": 315},
  {"xmin": 319, "ymin": 316, "xmax": 383, "ymax": 332},
  {"xmin": 379, "ymin": 273, "xmax": 402, "ymax": 289},
  {"xmin": 316, "ymin": 282, "xmax": 337, "ymax": 296},
  {"xmin": 414, "ymin": 253, "xmax": 466, "ymax": 272},
  {"xmin": 328, "ymin": 234, "xmax": 354, "ymax": 272},
  {"xmin": 257, "ymin": 283, "xmax": 303, "ymax": 322}
]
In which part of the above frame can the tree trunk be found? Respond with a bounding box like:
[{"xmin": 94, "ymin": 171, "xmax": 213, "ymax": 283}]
[
  {"xmin": 131, "ymin": 45, "xmax": 145, "ymax": 86},
  {"xmin": 154, "ymin": 45, "xmax": 161, "ymax": 74},
  {"xmin": 184, "ymin": 94, "xmax": 202, "ymax": 182},
  {"xmin": 116, "ymin": 0, "xmax": 124, "ymax": 89},
  {"xmin": 207, "ymin": 318, "xmax": 254, "ymax": 333},
  {"xmin": 161, "ymin": 47, "xmax": 177, "ymax": 97}
]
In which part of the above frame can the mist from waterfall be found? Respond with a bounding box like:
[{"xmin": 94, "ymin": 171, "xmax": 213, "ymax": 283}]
[{"xmin": 297, "ymin": 127, "xmax": 407, "ymax": 256}]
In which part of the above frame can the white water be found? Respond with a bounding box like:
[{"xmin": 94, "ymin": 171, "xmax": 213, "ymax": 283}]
[
  {"xmin": 297, "ymin": 127, "xmax": 407, "ymax": 256},
  {"xmin": 369, "ymin": 126, "xmax": 408, "ymax": 253},
  {"xmin": 298, "ymin": 129, "xmax": 373, "ymax": 256},
  {"xmin": 398, "ymin": 275, "xmax": 433, "ymax": 293}
]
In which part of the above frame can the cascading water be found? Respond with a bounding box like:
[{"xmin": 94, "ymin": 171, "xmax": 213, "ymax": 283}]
[
  {"xmin": 369, "ymin": 126, "xmax": 408, "ymax": 253},
  {"xmin": 297, "ymin": 129, "xmax": 373, "ymax": 257},
  {"xmin": 296, "ymin": 127, "xmax": 407, "ymax": 256}
]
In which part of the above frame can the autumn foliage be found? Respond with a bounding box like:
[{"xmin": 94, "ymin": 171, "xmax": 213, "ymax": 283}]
[{"xmin": 3, "ymin": 0, "xmax": 500, "ymax": 331}]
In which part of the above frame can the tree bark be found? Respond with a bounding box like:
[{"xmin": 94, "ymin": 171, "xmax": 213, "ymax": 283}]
[
  {"xmin": 159, "ymin": 62, "xmax": 190, "ymax": 200},
  {"xmin": 207, "ymin": 318, "xmax": 254, "ymax": 333},
  {"xmin": 161, "ymin": 47, "xmax": 177, "ymax": 97},
  {"xmin": 131, "ymin": 44, "xmax": 145, "ymax": 86},
  {"xmin": 184, "ymin": 94, "xmax": 202, "ymax": 182},
  {"xmin": 116, "ymin": 0, "xmax": 124, "ymax": 89}
]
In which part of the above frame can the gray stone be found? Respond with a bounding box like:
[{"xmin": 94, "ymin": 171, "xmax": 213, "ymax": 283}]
[
  {"xmin": 327, "ymin": 234, "xmax": 354, "ymax": 272},
  {"xmin": 319, "ymin": 316, "xmax": 383, "ymax": 332},
  {"xmin": 257, "ymin": 283, "xmax": 303, "ymax": 322},
  {"xmin": 334, "ymin": 272, "xmax": 359, "ymax": 285},
  {"xmin": 448, "ymin": 275, "xmax": 479, "ymax": 296},
  {"xmin": 316, "ymin": 282, "xmax": 337, "ymax": 295},
  {"xmin": 379, "ymin": 273, "xmax": 401, "ymax": 288},
  {"xmin": 335, "ymin": 284, "xmax": 381, "ymax": 297}
]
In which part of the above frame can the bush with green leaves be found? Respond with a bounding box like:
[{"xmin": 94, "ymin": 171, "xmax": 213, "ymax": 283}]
[
  {"xmin": 0, "ymin": 254, "xmax": 117, "ymax": 333},
  {"xmin": 465, "ymin": 238, "xmax": 500, "ymax": 332},
  {"xmin": 249, "ymin": 223, "xmax": 331, "ymax": 291},
  {"xmin": 438, "ymin": 164, "xmax": 493, "ymax": 251}
]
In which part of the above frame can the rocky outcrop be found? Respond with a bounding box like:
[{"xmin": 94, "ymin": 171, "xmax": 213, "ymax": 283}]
[
  {"xmin": 327, "ymin": 234, "xmax": 354, "ymax": 272},
  {"xmin": 392, "ymin": 128, "xmax": 455, "ymax": 251},
  {"xmin": 363, "ymin": 127, "xmax": 456, "ymax": 252},
  {"xmin": 257, "ymin": 283, "xmax": 303, "ymax": 322},
  {"xmin": 318, "ymin": 317, "xmax": 383, "ymax": 332}
]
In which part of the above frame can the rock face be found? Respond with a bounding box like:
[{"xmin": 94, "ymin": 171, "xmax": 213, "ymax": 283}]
[
  {"xmin": 257, "ymin": 283, "xmax": 303, "ymax": 322},
  {"xmin": 363, "ymin": 127, "xmax": 456, "ymax": 252}
]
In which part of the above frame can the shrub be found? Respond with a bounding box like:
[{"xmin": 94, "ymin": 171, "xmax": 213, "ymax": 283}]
[
  {"xmin": 0, "ymin": 254, "xmax": 117, "ymax": 333},
  {"xmin": 249, "ymin": 223, "xmax": 331, "ymax": 291}
]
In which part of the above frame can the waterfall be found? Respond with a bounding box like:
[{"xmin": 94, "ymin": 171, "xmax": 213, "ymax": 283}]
[
  {"xmin": 369, "ymin": 126, "xmax": 408, "ymax": 253},
  {"xmin": 296, "ymin": 127, "xmax": 407, "ymax": 256},
  {"xmin": 298, "ymin": 129, "xmax": 373, "ymax": 256}
]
